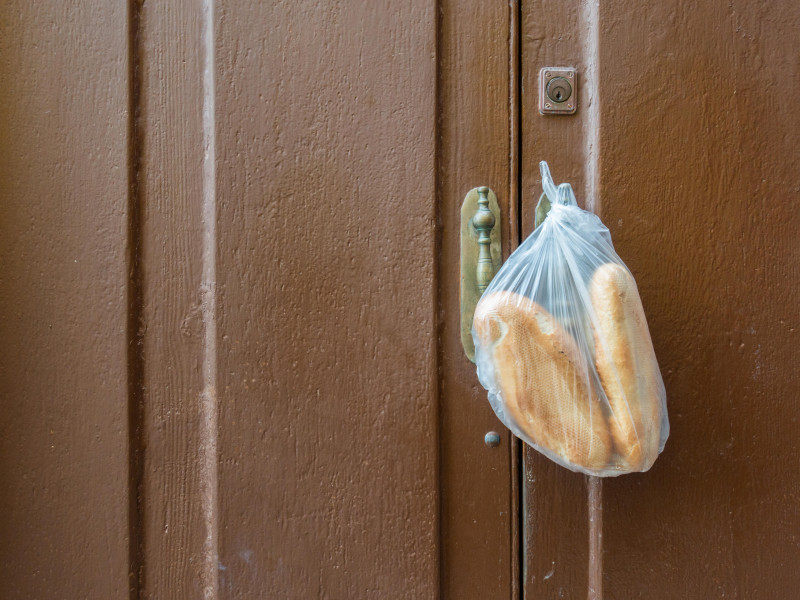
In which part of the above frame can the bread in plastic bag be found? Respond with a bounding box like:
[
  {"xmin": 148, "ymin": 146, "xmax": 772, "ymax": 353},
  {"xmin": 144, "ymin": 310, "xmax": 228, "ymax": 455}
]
[{"xmin": 472, "ymin": 162, "xmax": 669, "ymax": 476}]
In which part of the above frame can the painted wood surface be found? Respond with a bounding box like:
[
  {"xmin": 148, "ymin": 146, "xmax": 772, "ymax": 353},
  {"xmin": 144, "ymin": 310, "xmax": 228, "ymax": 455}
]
[
  {"xmin": 0, "ymin": 2, "xmax": 133, "ymax": 598},
  {"xmin": 3, "ymin": 0, "xmax": 799, "ymax": 598},
  {"xmin": 438, "ymin": 2, "xmax": 519, "ymax": 597},
  {"xmin": 134, "ymin": 1, "xmax": 212, "ymax": 597},
  {"xmin": 597, "ymin": 0, "xmax": 800, "ymax": 596},
  {"xmin": 521, "ymin": 0, "xmax": 800, "ymax": 597},
  {"xmin": 520, "ymin": 0, "xmax": 597, "ymax": 595},
  {"xmin": 212, "ymin": 1, "xmax": 441, "ymax": 597}
]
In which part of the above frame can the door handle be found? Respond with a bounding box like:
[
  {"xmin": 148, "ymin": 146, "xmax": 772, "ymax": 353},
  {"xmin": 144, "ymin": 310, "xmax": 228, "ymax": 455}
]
[{"xmin": 460, "ymin": 186, "xmax": 501, "ymax": 362}]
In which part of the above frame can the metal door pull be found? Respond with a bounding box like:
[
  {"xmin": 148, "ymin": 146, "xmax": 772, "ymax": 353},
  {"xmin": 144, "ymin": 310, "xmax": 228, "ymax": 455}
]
[{"xmin": 460, "ymin": 186, "xmax": 501, "ymax": 362}]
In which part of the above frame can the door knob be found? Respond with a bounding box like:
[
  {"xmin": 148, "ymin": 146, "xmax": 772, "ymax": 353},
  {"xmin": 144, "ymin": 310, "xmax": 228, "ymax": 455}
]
[{"xmin": 460, "ymin": 186, "xmax": 501, "ymax": 362}]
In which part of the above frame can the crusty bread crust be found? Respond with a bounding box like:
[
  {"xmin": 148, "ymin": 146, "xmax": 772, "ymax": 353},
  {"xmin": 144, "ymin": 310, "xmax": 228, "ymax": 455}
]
[
  {"xmin": 474, "ymin": 290, "xmax": 612, "ymax": 471},
  {"xmin": 589, "ymin": 264, "xmax": 664, "ymax": 471}
]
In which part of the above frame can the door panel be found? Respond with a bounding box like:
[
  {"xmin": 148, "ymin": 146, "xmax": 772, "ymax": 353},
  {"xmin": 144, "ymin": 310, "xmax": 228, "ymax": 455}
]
[
  {"xmin": 213, "ymin": 2, "xmax": 441, "ymax": 596},
  {"xmin": 598, "ymin": 1, "xmax": 800, "ymax": 596},
  {"xmin": 0, "ymin": 2, "xmax": 132, "ymax": 598},
  {"xmin": 522, "ymin": 0, "xmax": 800, "ymax": 596},
  {"xmin": 136, "ymin": 2, "xmax": 210, "ymax": 596},
  {"xmin": 438, "ymin": 2, "xmax": 519, "ymax": 598},
  {"xmin": 2, "ymin": 0, "xmax": 519, "ymax": 597},
  {"xmin": 520, "ymin": 1, "xmax": 598, "ymax": 595}
]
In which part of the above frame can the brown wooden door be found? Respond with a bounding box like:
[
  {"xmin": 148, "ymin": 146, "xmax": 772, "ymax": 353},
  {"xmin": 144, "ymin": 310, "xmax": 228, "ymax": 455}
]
[
  {"xmin": 2, "ymin": 1, "xmax": 799, "ymax": 599},
  {"xmin": 520, "ymin": 0, "xmax": 800, "ymax": 597},
  {"xmin": 0, "ymin": 1, "xmax": 516, "ymax": 598}
]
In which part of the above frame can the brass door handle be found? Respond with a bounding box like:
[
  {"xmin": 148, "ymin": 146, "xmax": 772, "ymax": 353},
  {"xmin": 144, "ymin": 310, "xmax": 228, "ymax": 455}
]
[
  {"xmin": 460, "ymin": 186, "xmax": 501, "ymax": 362},
  {"xmin": 474, "ymin": 187, "xmax": 496, "ymax": 295}
]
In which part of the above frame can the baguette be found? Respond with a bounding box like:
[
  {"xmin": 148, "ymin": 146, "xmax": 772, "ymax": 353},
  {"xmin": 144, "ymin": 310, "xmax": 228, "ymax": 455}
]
[
  {"xmin": 589, "ymin": 263, "xmax": 664, "ymax": 471},
  {"xmin": 474, "ymin": 291, "xmax": 612, "ymax": 471}
]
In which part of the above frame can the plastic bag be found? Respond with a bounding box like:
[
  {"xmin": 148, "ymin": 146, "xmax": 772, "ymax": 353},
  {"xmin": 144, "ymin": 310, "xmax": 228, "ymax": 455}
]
[{"xmin": 472, "ymin": 162, "xmax": 668, "ymax": 476}]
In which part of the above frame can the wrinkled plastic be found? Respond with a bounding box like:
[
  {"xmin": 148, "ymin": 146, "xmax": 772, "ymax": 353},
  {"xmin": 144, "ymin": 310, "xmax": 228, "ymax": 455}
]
[{"xmin": 472, "ymin": 162, "xmax": 668, "ymax": 476}]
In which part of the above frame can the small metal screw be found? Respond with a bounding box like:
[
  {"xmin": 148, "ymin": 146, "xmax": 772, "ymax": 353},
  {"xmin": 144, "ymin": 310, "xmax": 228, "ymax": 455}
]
[
  {"xmin": 484, "ymin": 431, "xmax": 501, "ymax": 448},
  {"xmin": 567, "ymin": 104, "xmax": 573, "ymax": 109},
  {"xmin": 544, "ymin": 71, "xmax": 551, "ymax": 78},
  {"xmin": 545, "ymin": 102, "xmax": 552, "ymax": 109},
  {"xmin": 568, "ymin": 71, "xmax": 574, "ymax": 78}
]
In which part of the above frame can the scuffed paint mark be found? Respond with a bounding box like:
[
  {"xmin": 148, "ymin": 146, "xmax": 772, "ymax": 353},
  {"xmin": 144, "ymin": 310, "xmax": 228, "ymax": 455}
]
[
  {"xmin": 752, "ymin": 344, "xmax": 762, "ymax": 380},
  {"xmin": 543, "ymin": 561, "xmax": 555, "ymax": 580}
]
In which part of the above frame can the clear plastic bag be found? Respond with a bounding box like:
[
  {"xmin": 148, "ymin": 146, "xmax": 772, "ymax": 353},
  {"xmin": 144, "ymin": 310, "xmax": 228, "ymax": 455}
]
[{"xmin": 472, "ymin": 162, "xmax": 669, "ymax": 476}]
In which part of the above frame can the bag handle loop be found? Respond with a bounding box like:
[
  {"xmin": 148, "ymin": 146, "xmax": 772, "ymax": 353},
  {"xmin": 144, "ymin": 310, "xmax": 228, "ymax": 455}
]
[{"xmin": 540, "ymin": 161, "xmax": 577, "ymax": 207}]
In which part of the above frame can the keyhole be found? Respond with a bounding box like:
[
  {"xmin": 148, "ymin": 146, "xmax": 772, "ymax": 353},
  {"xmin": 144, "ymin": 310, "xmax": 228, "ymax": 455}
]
[{"xmin": 546, "ymin": 77, "xmax": 572, "ymax": 104}]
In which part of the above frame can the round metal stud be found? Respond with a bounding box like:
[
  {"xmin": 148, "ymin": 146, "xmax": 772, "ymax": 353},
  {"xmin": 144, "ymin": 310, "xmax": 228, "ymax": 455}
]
[{"xmin": 484, "ymin": 431, "xmax": 501, "ymax": 448}]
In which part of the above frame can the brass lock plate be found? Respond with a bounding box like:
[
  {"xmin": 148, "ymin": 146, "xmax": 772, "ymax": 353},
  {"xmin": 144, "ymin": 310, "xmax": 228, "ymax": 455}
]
[{"xmin": 539, "ymin": 67, "xmax": 577, "ymax": 115}]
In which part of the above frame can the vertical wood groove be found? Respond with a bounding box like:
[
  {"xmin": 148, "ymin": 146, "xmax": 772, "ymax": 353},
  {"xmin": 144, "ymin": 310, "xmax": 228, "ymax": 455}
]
[
  {"xmin": 126, "ymin": 1, "xmax": 146, "ymax": 597},
  {"xmin": 200, "ymin": 0, "xmax": 219, "ymax": 597},
  {"xmin": 434, "ymin": 0, "xmax": 444, "ymax": 597},
  {"xmin": 581, "ymin": 2, "xmax": 603, "ymax": 596},
  {"xmin": 581, "ymin": 0, "xmax": 601, "ymax": 214},
  {"xmin": 587, "ymin": 476, "xmax": 603, "ymax": 600},
  {"xmin": 509, "ymin": 2, "xmax": 523, "ymax": 599},
  {"xmin": 510, "ymin": 0, "xmax": 522, "ymax": 248}
]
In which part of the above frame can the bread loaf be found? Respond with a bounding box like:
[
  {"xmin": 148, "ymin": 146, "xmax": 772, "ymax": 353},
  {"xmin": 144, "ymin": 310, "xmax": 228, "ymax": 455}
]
[
  {"xmin": 589, "ymin": 264, "xmax": 664, "ymax": 471},
  {"xmin": 473, "ymin": 291, "xmax": 612, "ymax": 471}
]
